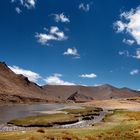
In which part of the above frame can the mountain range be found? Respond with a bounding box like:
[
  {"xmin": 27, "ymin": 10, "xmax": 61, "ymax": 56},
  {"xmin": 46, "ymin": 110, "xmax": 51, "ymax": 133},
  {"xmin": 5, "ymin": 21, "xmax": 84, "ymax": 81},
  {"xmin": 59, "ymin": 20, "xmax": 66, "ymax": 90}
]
[{"xmin": 0, "ymin": 61, "xmax": 140, "ymax": 104}]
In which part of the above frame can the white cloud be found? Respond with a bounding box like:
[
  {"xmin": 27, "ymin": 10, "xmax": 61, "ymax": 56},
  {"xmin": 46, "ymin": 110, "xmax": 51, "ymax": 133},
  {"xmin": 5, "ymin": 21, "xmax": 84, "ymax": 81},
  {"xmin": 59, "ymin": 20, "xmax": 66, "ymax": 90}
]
[
  {"xmin": 114, "ymin": 6, "xmax": 140, "ymax": 45},
  {"xmin": 79, "ymin": 3, "xmax": 92, "ymax": 12},
  {"xmin": 133, "ymin": 48, "xmax": 140, "ymax": 59},
  {"xmin": 15, "ymin": 7, "xmax": 22, "ymax": 14},
  {"xmin": 79, "ymin": 73, "xmax": 97, "ymax": 78},
  {"xmin": 130, "ymin": 69, "xmax": 139, "ymax": 75},
  {"xmin": 118, "ymin": 50, "xmax": 130, "ymax": 57},
  {"xmin": 52, "ymin": 13, "xmax": 70, "ymax": 23},
  {"xmin": 25, "ymin": 0, "xmax": 36, "ymax": 9},
  {"xmin": 114, "ymin": 21, "xmax": 126, "ymax": 33},
  {"xmin": 119, "ymin": 49, "xmax": 140, "ymax": 59},
  {"xmin": 44, "ymin": 73, "xmax": 75, "ymax": 85},
  {"xmin": 9, "ymin": 65, "xmax": 41, "ymax": 83},
  {"xmin": 11, "ymin": 0, "xmax": 36, "ymax": 10},
  {"xmin": 35, "ymin": 26, "xmax": 68, "ymax": 45},
  {"xmin": 123, "ymin": 39, "xmax": 135, "ymax": 46},
  {"xmin": 63, "ymin": 48, "xmax": 80, "ymax": 58},
  {"xmin": 94, "ymin": 84, "xmax": 102, "ymax": 87}
]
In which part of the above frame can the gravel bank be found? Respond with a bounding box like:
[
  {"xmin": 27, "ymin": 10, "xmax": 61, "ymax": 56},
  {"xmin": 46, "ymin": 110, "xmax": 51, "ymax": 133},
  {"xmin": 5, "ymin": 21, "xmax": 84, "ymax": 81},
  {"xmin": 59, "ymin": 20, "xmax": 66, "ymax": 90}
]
[
  {"xmin": 0, "ymin": 124, "xmax": 32, "ymax": 132},
  {"xmin": 54, "ymin": 109, "xmax": 110, "ymax": 128}
]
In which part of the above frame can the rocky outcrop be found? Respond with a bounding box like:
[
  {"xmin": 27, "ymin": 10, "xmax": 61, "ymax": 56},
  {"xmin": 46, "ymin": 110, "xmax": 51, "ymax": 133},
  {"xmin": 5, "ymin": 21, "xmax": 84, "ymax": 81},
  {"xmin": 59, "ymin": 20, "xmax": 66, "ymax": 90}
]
[{"xmin": 67, "ymin": 92, "xmax": 94, "ymax": 102}]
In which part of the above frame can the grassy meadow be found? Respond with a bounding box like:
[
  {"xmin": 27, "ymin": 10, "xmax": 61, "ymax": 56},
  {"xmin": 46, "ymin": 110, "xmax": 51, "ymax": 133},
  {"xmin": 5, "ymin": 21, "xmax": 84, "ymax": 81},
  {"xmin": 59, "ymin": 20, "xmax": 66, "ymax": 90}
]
[{"xmin": 0, "ymin": 110, "xmax": 140, "ymax": 140}]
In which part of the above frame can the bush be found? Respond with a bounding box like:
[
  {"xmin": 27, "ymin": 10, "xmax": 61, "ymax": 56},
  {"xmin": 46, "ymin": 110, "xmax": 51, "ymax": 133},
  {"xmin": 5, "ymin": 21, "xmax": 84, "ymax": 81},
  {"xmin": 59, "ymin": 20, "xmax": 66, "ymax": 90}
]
[{"xmin": 36, "ymin": 128, "xmax": 45, "ymax": 133}]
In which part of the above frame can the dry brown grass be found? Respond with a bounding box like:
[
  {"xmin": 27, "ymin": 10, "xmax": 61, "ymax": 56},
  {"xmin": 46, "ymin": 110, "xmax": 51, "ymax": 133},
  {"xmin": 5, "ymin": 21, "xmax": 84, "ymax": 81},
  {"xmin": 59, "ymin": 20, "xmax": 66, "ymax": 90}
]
[
  {"xmin": 85, "ymin": 99, "xmax": 140, "ymax": 111},
  {"xmin": 0, "ymin": 110, "xmax": 140, "ymax": 140}
]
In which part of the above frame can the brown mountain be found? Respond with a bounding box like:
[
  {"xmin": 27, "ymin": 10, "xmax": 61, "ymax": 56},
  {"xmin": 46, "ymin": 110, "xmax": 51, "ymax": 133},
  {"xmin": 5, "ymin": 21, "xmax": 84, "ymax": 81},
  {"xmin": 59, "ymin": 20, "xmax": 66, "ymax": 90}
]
[
  {"xmin": 67, "ymin": 91, "xmax": 94, "ymax": 102},
  {"xmin": 43, "ymin": 84, "xmax": 140, "ymax": 101},
  {"xmin": 0, "ymin": 61, "xmax": 140, "ymax": 103},
  {"xmin": 0, "ymin": 62, "xmax": 57, "ymax": 103}
]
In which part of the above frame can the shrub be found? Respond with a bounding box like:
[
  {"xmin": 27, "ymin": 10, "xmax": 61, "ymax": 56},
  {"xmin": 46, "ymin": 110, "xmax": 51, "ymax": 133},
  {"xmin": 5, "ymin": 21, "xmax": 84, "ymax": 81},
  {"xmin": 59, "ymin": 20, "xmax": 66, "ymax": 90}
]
[{"xmin": 37, "ymin": 128, "xmax": 45, "ymax": 133}]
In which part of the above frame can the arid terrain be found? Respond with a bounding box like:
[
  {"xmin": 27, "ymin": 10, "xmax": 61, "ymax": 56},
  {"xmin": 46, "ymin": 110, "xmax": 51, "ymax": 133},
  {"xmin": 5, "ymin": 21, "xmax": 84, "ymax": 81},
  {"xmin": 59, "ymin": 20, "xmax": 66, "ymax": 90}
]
[
  {"xmin": 0, "ymin": 61, "xmax": 140, "ymax": 139},
  {"xmin": 0, "ymin": 61, "xmax": 140, "ymax": 104},
  {"xmin": 84, "ymin": 98, "xmax": 140, "ymax": 111},
  {"xmin": 0, "ymin": 98, "xmax": 140, "ymax": 140},
  {"xmin": 1, "ymin": 0, "xmax": 140, "ymax": 139}
]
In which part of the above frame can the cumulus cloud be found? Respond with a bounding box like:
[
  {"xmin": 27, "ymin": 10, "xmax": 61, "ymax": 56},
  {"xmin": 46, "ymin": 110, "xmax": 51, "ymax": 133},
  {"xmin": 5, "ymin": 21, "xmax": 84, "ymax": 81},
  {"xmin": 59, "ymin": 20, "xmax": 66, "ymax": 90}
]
[
  {"xmin": 123, "ymin": 39, "xmax": 135, "ymax": 46},
  {"xmin": 51, "ymin": 13, "xmax": 70, "ymax": 23},
  {"xmin": 132, "ymin": 48, "xmax": 140, "ymax": 59},
  {"xmin": 26, "ymin": 0, "xmax": 36, "ymax": 8},
  {"xmin": 44, "ymin": 73, "xmax": 75, "ymax": 85},
  {"xmin": 119, "ymin": 49, "xmax": 140, "ymax": 60},
  {"xmin": 79, "ymin": 73, "xmax": 97, "ymax": 78},
  {"xmin": 114, "ymin": 21, "xmax": 126, "ymax": 33},
  {"xmin": 15, "ymin": 7, "xmax": 22, "ymax": 14},
  {"xmin": 118, "ymin": 50, "xmax": 130, "ymax": 57},
  {"xmin": 63, "ymin": 48, "xmax": 80, "ymax": 59},
  {"xmin": 9, "ymin": 65, "xmax": 41, "ymax": 83},
  {"xmin": 130, "ymin": 69, "xmax": 139, "ymax": 75},
  {"xmin": 35, "ymin": 26, "xmax": 68, "ymax": 45},
  {"xmin": 114, "ymin": 6, "xmax": 140, "ymax": 45},
  {"xmin": 79, "ymin": 3, "xmax": 92, "ymax": 12},
  {"xmin": 11, "ymin": 0, "xmax": 36, "ymax": 9}
]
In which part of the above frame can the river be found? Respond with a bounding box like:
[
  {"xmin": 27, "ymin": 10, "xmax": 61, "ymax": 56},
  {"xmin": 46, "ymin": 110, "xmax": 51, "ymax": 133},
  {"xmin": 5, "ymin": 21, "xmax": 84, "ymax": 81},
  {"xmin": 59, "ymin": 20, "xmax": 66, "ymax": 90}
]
[
  {"xmin": 0, "ymin": 104, "xmax": 112, "ymax": 132},
  {"xmin": 0, "ymin": 103, "xmax": 69, "ymax": 123}
]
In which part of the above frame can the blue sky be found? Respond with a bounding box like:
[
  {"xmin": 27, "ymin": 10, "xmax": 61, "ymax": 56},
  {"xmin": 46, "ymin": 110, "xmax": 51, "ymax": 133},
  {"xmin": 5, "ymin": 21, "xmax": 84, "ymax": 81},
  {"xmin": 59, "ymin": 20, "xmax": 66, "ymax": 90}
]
[{"xmin": 0, "ymin": 0, "xmax": 140, "ymax": 90}]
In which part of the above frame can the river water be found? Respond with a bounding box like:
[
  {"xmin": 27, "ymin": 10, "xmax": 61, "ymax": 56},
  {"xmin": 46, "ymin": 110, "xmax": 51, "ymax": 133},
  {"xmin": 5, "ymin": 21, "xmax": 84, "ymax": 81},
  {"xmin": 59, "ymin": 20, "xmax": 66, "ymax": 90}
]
[
  {"xmin": 0, "ymin": 104, "xmax": 110, "ymax": 132},
  {"xmin": 0, "ymin": 104, "xmax": 66, "ymax": 123}
]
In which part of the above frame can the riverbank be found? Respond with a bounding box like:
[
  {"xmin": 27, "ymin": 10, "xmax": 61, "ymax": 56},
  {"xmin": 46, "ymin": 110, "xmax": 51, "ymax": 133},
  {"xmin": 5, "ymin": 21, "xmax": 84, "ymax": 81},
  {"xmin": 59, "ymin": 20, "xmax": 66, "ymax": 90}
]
[
  {"xmin": 0, "ymin": 106, "xmax": 106, "ymax": 132},
  {"xmin": 0, "ymin": 109, "xmax": 140, "ymax": 140},
  {"xmin": 0, "ymin": 103, "xmax": 81, "ymax": 123},
  {"xmin": 0, "ymin": 109, "xmax": 108, "ymax": 131},
  {"xmin": 55, "ymin": 109, "xmax": 111, "ymax": 129},
  {"xmin": 0, "ymin": 124, "xmax": 32, "ymax": 132}
]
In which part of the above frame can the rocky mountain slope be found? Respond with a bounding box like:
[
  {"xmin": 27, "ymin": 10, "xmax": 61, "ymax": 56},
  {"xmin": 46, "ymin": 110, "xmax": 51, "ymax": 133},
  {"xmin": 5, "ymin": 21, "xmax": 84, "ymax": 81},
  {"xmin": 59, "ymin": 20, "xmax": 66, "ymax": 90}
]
[
  {"xmin": 0, "ymin": 62, "xmax": 56, "ymax": 103},
  {"xmin": 43, "ymin": 84, "xmax": 140, "ymax": 101},
  {"xmin": 0, "ymin": 61, "xmax": 140, "ymax": 103}
]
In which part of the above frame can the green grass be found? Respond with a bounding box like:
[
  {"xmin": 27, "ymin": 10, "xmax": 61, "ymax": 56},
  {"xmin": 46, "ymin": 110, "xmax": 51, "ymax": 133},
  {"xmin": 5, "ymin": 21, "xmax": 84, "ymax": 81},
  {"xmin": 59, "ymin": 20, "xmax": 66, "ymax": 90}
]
[
  {"xmin": 1, "ymin": 110, "xmax": 140, "ymax": 140},
  {"xmin": 62, "ymin": 106, "xmax": 102, "ymax": 116},
  {"xmin": 8, "ymin": 113, "xmax": 78, "ymax": 127},
  {"xmin": 8, "ymin": 106, "xmax": 102, "ymax": 127}
]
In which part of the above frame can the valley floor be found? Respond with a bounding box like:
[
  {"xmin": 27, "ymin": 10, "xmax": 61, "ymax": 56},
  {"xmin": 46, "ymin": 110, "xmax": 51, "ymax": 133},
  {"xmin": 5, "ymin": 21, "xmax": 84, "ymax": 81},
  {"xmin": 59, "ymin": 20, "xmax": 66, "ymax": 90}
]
[
  {"xmin": 0, "ymin": 98, "xmax": 140, "ymax": 140},
  {"xmin": 83, "ymin": 98, "xmax": 140, "ymax": 111}
]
